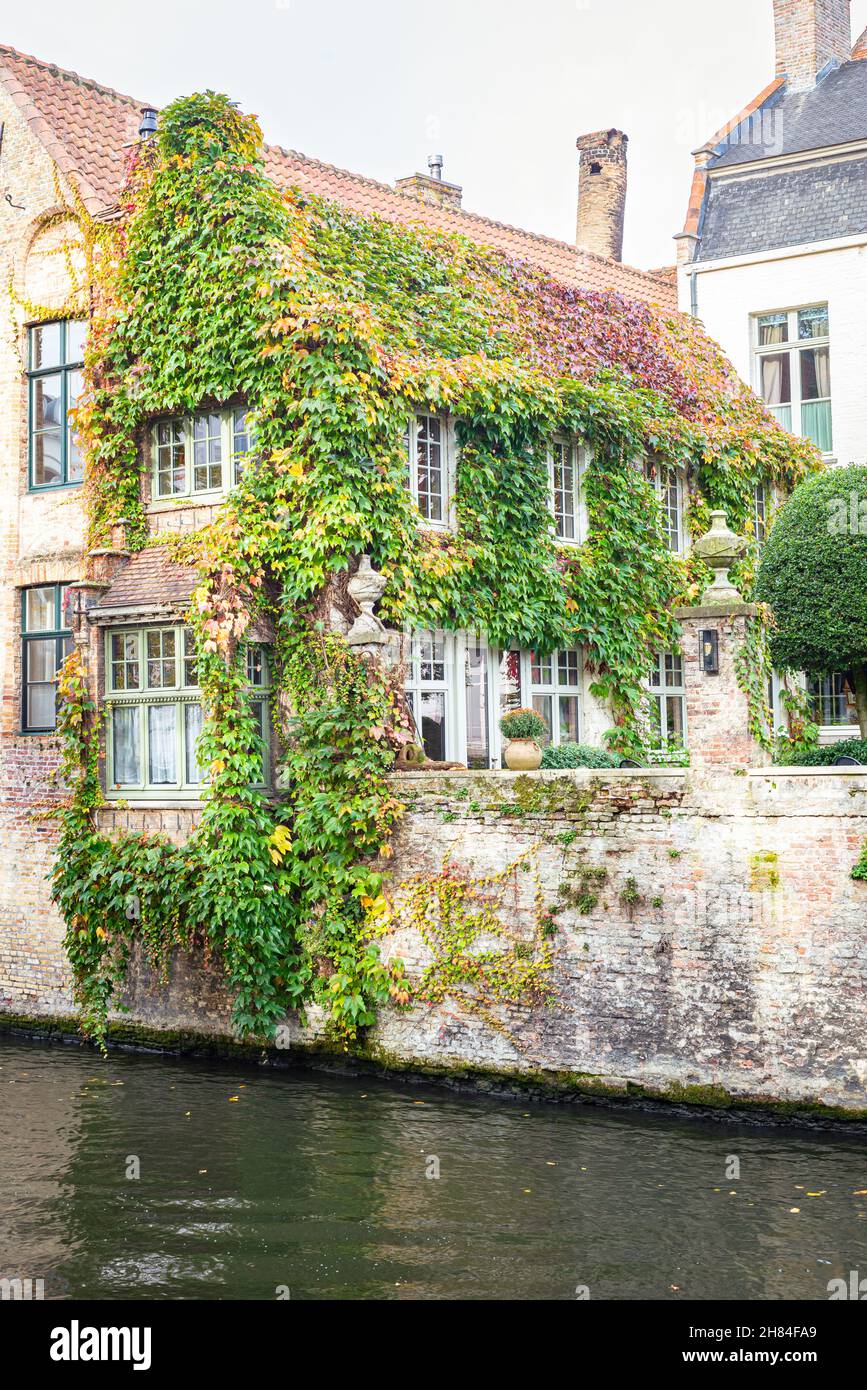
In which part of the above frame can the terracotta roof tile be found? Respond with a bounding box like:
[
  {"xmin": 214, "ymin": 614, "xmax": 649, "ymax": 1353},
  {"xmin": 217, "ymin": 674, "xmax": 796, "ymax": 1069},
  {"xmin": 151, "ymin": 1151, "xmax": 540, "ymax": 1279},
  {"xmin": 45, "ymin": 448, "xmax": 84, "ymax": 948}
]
[
  {"xmin": 0, "ymin": 42, "xmax": 676, "ymax": 308},
  {"xmin": 94, "ymin": 547, "xmax": 197, "ymax": 613}
]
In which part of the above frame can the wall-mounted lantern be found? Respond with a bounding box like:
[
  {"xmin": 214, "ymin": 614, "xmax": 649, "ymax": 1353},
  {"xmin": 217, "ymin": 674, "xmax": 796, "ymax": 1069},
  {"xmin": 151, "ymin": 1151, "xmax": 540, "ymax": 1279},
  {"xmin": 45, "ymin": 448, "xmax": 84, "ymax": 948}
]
[{"xmin": 700, "ymin": 629, "xmax": 720, "ymax": 676}]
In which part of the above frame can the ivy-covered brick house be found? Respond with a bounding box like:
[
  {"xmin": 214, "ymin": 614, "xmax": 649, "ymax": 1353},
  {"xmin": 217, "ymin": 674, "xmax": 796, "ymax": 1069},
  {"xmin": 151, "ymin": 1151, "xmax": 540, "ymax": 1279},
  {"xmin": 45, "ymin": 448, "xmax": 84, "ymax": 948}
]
[{"xmin": 0, "ymin": 46, "xmax": 816, "ymax": 1045}]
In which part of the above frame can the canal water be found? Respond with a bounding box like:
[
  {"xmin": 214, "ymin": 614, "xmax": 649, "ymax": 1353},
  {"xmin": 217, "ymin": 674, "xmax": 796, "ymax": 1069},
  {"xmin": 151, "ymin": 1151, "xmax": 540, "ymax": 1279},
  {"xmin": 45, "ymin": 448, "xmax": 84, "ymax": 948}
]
[{"xmin": 1, "ymin": 1035, "xmax": 866, "ymax": 1301}]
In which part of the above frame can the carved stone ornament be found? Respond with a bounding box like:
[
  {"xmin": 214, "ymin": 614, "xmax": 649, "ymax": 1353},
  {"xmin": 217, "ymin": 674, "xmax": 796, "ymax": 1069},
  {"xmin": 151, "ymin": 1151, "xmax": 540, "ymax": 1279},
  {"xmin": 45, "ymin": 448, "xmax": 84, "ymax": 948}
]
[
  {"xmin": 346, "ymin": 555, "xmax": 388, "ymax": 647},
  {"xmin": 694, "ymin": 510, "xmax": 747, "ymax": 604}
]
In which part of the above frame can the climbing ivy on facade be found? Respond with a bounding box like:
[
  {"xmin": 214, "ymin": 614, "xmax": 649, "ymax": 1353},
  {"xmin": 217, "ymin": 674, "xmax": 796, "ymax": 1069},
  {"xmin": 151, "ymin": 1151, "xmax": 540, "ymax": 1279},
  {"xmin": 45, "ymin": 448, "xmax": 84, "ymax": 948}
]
[{"xmin": 38, "ymin": 91, "xmax": 817, "ymax": 1049}]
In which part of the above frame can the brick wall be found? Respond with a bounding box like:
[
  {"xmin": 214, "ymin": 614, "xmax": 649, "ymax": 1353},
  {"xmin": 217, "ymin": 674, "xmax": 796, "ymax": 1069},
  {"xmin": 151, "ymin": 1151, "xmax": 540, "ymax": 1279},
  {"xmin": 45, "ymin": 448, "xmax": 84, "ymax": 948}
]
[
  {"xmin": 4, "ymin": 767, "xmax": 867, "ymax": 1111},
  {"xmin": 774, "ymin": 0, "xmax": 852, "ymax": 91},
  {"xmin": 575, "ymin": 129, "xmax": 628, "ymax": 262}
]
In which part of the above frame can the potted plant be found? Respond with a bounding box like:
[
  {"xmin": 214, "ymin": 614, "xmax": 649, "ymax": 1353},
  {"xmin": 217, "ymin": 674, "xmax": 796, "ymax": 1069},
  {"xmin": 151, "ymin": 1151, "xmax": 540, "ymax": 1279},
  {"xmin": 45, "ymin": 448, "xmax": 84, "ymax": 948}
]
[{"xmin": 500, "ymin": 707, "xmax": 548, "ymax": 771}]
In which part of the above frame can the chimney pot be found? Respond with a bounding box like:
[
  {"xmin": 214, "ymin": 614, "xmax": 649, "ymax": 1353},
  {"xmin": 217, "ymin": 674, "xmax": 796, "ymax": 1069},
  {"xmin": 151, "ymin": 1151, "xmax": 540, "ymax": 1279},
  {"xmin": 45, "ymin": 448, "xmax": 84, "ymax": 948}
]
[
  {"xmin": 428, "ymin": 154, "xmax": 444, "ymax": 181},
  {"xmin": 773, "ymin": 0, "xmax": 851, "ymax": 92},
  {"xmin": 139, "ymin": 107, "xmax": 158, "ymax": 139},
  {"xmin": 576, "ymin": 128, "xmax": 628, "ymax": 262}
]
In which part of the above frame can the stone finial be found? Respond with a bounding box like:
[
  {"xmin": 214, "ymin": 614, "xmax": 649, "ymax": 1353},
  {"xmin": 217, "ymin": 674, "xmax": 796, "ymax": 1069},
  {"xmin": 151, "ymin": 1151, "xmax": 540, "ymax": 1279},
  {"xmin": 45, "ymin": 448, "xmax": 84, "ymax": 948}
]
[
  {"xmin": 346, "ymin": 555, "xmax": 388, "ymax": 648},
  {"xmin": 694, "ymin": 510, "xmax": 747, "ymax": 604}
]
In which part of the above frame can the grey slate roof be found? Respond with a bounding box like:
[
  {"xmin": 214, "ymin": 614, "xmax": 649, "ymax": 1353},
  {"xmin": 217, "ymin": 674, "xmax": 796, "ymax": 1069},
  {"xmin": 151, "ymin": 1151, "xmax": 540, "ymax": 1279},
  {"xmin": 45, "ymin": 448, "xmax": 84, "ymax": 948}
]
[
  {"xmin": 699, "ymin": 155, "xmax": 867, "ymax": 260},
  {"xmin": 712, "ymin": 59, "xmax": 867, "ymax": 169}
]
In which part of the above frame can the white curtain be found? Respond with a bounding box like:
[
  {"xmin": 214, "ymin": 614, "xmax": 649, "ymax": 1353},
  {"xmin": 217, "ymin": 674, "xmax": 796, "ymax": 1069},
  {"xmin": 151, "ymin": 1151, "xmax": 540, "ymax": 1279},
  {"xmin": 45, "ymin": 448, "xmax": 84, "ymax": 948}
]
[
  {"xmin": 113, "ymin": 706, "xmax": 140, "ymax": 785},
  {"xmin": 148, "ymin": 704, "xmax": 176, "ymax": 784}
]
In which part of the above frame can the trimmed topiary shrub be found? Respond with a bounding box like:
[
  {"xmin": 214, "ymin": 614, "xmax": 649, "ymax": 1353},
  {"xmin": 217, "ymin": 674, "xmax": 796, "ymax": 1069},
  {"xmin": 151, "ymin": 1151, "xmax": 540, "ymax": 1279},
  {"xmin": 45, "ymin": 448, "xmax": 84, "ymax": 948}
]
[
  {"xmin": 755, "ymin": 466, "xmax": 867, "ymax": 737},
  {"xmin": 540, "ymin": 742, "xmax": 620, "ymax": 770},
  {"xmin": 500, "ymin": 707, "xmax": 549, "ymax": 741},
  {"xmin": 775, "ymin": 737, "xmax": 867, "ymax": 767}
]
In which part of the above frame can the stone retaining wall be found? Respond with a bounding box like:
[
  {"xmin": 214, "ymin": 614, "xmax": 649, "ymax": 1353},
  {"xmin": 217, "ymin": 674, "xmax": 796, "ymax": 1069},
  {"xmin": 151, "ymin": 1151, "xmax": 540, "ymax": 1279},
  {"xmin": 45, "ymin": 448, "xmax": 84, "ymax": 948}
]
[{"xmin": 2, "ymin": 767, "xmax": 867, "ymax": 1111}]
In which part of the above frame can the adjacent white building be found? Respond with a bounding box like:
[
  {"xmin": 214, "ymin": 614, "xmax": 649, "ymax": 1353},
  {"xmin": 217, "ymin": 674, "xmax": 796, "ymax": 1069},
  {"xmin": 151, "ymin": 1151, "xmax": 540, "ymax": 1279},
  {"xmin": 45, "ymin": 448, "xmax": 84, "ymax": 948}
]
[{"xmin": 677, "ymin": 0, "xmax": 867, "ymax": 740}]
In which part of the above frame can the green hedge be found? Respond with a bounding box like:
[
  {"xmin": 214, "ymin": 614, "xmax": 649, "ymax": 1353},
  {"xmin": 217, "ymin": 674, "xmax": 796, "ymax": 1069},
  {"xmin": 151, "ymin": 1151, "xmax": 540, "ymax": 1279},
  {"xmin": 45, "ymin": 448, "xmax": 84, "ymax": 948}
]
[
  {"xmin": 775, "ymin": 738, "xmax": 867, "ymax": 767},
  {"xmin": 540, "ymin": 743, "xmax": 620, "ymax": 770}
]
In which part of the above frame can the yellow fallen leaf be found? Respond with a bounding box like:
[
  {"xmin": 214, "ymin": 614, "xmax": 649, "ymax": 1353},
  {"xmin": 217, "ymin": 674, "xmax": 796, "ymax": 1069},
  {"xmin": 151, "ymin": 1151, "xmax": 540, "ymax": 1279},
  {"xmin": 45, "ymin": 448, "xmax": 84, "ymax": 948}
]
[{"xmin": 229, "ymin": 1096, "xmax": 240, "ymax": 1103}]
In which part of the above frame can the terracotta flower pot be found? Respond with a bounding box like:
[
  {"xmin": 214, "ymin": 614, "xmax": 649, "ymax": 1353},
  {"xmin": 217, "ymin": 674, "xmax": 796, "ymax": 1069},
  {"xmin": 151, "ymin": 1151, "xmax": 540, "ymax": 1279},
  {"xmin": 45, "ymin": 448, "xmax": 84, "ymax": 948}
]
[{"xmin": 504, "ymin": 738, "xmax": 543, "ymax": 772}]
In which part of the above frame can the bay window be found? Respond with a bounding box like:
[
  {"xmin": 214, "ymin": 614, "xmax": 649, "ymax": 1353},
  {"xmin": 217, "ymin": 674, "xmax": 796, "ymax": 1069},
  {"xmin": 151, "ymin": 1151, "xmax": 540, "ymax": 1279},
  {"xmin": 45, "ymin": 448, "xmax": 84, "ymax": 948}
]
[
  {"xmin": 754, "ymin": 306, "xmax": 832, "ymax": 453},
  {"xmin": 403, "ymin": 631, "xmax": 586, "ymax": 767},
  {"xmin": 21, "ymin": 583, "xmax": 74, "ymax": 731},
  {"xmin": 105, "ymin": 625, "xmax": 269, "ymax": 797},
  {"xmin": 28, "ymin": 320, "xmax": 86, "ymax": 489},
  {"xmin": 152, "ymin": 408, "xmax": 255, "ymax": 500}
]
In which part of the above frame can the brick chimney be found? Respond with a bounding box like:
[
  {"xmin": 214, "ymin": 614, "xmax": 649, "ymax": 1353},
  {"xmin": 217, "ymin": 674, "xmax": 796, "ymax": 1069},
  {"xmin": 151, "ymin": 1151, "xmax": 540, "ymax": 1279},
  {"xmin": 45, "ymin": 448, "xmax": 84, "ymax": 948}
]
[
  {"xmin": 395, "ymin": 155, "xmax": 463, "ymax": 210},
  {"xmin": 576, "ymin": 129, "xmax": 628, "ymax": 262},
  {"xmin": 773, "ymin": 0, "xmax": 851, "ymax": 92}
]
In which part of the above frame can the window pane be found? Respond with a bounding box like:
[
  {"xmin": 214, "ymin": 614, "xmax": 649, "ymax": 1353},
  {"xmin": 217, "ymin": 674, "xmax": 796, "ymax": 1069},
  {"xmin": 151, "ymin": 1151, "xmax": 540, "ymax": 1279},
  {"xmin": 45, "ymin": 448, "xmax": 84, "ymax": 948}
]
[
  {"xmin": 193, "ymin": 412, "xmax": 222, "ymax": 491},
  {"xmin": 25, "ymin": 586, "xmax": 56, "ymax": 632},
  {"xmin": 27, "ymin": 681, "xmax": 57, "ymax": 730},
  {"xmin": 465, "ymin": 637, "xmax": 490, "ymax": 769},
  {"xmin": 184, "ymin": 703, "xmax": 205, "ymax": 784},
  {"xmin": 32, "ymin": 430, "xmax": 62, "ymax": 487},
  {"xmin": 758, "ymin": 313, "xmax": 788, "ymax": 346},
  {"xmin": 147, "ymin": 630, "xmax": 176, "ymax": 688},
  {"xmin": 33, "ymin": 375, "xmax": 63, "ymax": 429},
  {"xmin": 246, "ymin": 645, "xmax": 265, "ymax": 687},
  {"xmin": 665, "ymin": 652, "xmax": 684, "ymax": 688},
  {"xmin": 532, "ymin": 694, "xmax": 553, "ymax": 742},
  {"xmin": 557, "ymin": 649, "xmax": 581, "ymax": 688},
  {"xmin": 798, "ymin": 307, "xmax": 828, "ymax": 341},
  {"xmin": 250, "ymin": 700, "xmax": 267, "ymax": 783},
  {"xmin": 27, "ymin": 637, "xmax": 58, "ymax": 683},
  {"xmin": 800, "ymin": 346, "xmax": 831, "ymax": 401},
  {"xmin": 558, "ymin": 695, "xmax": 580, "ymax": 744},
  {"xmin": 760, "ymin": 353, "xmax": 791, "ymax": 406},
  {"xmin": 553, "ymin": 442, "xmax": 576, "ymax": 540},
  {"xmin": 156, "ymin": 421, "xmax": 186, "ymax": 497},
  {"xmin": 184, "ymin": 630, "xmax": 199, "ymax": 688},
  {"xmin": 65, "ymin": 320, "xmax": 88, "ymax": 363},
  {"xmin": 418, "ymin": 691, "xmax": 446, "ymax": 762},
  {"xmin": 148, "ymin": 704, "xmax": 177, "ymax": 784},
  {"xmin": 111, "ymin": 632, "xmax": 140, "ymax": 691},
  {"xmin": 417, "ymin": 631, "xmax": 445, "ymax": 683},
  {"xmin": 531, "ymin": 652, "xmax": 552, "ymax": 687},
  {"xmin": 66, "ymin": 370, "xmax": 84, "ymax": 482},
  {"xmin": 113, "ymin": 706, "xmax": 141, "ymax": 785},
  {"xmin": 665, "ymin": 695, "xmax": 685, "ymax": 741},
  {"xmin": 30, "ymin": 322, "xmax": 62, "ymax": 370},
  {"xmin": 499, "ymin": 649, "xmax": 522, "ymax": 719},
  {"xmin": 415, "ymin": 415, "xmax": 444, "ymax": 523},
  {"xmin": 801, "ymin": 399, "xmax": 833, "ymax": 453}
]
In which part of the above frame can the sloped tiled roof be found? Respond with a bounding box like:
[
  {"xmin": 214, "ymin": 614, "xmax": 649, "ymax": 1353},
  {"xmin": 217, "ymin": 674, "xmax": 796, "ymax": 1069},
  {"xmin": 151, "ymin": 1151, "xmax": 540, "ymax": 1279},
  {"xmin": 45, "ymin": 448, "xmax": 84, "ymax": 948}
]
[
  {"xmin": 93, "ymin": 547, "xmax": 197, "ymax": 613},
  {"xmin": 0, "ymin": 42, "xmax": 676, "ymax": 308},
  {"xmin": 711, "ymin": 57, "xmax": 867, "ymax": 170}
]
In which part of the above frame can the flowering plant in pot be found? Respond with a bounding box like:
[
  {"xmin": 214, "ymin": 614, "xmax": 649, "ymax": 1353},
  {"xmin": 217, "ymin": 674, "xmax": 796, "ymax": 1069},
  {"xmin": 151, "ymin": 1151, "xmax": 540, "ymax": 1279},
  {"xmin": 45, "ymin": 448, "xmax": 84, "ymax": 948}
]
[{"xmin": 499, "ymin": 707, "xmax": 548, "ymax": 771}]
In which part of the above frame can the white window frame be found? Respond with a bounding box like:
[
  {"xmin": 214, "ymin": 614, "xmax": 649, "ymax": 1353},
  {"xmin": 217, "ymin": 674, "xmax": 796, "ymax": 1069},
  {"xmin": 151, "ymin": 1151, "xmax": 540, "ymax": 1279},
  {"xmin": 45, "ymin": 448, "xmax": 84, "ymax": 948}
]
[
  {"xmin": 105, "ymin": 625, "xmax": 270, "ymax": 799},
  {"xmin": 807, "ymin": 672, "xmax": 861, "ymax": 736},
  {"xmin": 548, "ymin": 438, "xmax": 586, "ymax": 545},
  {"xmin": 405, "ymin": 412, "xmax": 454, "ymax": 530},
  {"xmin": 523, "ymin": 646, "xmax": 583, "ymax": 747},
  {"xmin": 647, "ymin": 651, "xmax": 687, "ymax": 748},
  {"xmin": 151, "ymin": 407, "xmax": 255, "ymax": 502},
  {"xmin": 644, "ymin": 458, "xmax": 685, "ymax": 554},
  {"xmin": 752, "ymin": 305, "xmax": 833, "ymax": 455}
]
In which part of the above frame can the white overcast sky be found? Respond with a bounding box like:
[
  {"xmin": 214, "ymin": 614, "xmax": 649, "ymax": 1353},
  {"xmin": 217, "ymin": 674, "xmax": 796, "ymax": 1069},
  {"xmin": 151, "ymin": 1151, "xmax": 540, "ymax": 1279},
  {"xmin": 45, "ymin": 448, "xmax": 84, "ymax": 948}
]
[{"xmin": 4, "ymin": 0, "xmax": 867, "ymax": 268}]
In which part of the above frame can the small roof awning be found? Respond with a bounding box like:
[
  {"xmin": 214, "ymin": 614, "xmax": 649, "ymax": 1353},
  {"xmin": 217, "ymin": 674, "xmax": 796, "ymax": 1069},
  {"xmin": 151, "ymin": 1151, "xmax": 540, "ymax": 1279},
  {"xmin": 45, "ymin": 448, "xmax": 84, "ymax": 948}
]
[{"xmin": 91, "ymin": 547, "xmax": 198, "ymax": 621}]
